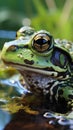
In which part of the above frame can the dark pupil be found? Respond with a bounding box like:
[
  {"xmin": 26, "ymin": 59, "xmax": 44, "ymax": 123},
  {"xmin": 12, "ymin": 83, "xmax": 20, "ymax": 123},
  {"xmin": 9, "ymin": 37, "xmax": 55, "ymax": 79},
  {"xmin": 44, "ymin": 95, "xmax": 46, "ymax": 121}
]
[
  {"xmin": 33, "ymin": 37, "xmax": 51, "ymax": 52},
  {"xmin": 35, "ymin": 38, "xmax": 48, "ymax": 45}
]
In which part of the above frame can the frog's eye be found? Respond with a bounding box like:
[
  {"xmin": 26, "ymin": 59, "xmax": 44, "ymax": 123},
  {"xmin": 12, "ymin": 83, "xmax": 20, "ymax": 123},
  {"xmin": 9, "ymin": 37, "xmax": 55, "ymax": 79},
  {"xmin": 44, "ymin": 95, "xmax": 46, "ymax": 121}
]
[
  {"xmin": 7, "ymin": 45, "xmax": 18, "ymax": 52},
  {"xmin": 32, "ymin": 33, "xmax": 52, "ymax": 52}
]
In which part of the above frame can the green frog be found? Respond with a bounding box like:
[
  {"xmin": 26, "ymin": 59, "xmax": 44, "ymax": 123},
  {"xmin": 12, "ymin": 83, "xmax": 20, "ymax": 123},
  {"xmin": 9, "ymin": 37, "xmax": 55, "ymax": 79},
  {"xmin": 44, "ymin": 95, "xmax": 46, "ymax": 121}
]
[{"xmin": 1, "ymin": 26, "xmax": 73, "ymax": 111}]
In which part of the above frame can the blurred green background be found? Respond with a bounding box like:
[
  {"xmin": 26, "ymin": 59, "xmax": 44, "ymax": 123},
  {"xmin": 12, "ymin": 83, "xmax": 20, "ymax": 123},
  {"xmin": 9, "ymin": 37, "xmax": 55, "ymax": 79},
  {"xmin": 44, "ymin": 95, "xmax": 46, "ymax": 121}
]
[{"xmin": 0, "ymin": 0, "xmax": 73, "ymax": 49}]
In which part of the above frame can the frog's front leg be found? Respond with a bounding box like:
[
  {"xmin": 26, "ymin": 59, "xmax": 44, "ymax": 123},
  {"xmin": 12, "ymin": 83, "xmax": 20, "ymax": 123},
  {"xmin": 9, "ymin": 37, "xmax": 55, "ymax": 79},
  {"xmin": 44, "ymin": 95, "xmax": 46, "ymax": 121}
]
[{"xmin": 55, "ymin": 78, "xmax": 73, "ymax": 111}]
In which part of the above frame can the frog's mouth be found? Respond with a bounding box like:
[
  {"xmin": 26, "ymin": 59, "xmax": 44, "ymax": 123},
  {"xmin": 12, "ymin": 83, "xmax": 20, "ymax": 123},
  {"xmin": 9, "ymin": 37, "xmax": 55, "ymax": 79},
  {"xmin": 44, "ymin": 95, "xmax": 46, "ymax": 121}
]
[
  {"xmin": 18, "ymin": 64, "xmax": 69, "ymax": 80},
  {"xmin": 3, "ymin": 59, "xmax": 69, "ymax": 80}
]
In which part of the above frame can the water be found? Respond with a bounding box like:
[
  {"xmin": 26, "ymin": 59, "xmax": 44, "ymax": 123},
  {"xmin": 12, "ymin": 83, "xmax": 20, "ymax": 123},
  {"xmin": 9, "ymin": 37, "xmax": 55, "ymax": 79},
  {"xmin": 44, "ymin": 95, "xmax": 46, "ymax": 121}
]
[{"xmin": 0, "ymin": 74, "xmax": 73, "ymax": 130}]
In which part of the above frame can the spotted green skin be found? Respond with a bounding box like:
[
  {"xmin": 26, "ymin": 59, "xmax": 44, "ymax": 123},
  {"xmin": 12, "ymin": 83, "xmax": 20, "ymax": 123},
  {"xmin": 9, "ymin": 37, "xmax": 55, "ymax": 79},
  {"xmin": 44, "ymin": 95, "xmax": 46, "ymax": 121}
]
[{"xmin": 1, "ymin": 26, "xmax": 73, "ymax": 108}]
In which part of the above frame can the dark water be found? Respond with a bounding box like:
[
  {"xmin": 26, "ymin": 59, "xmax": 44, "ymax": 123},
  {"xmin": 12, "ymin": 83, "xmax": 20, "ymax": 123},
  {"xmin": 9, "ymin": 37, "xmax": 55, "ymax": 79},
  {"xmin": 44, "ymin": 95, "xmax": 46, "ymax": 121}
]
[{"xmin": 0, "ymin": 75, "xmax": 73, "ymax": 130}]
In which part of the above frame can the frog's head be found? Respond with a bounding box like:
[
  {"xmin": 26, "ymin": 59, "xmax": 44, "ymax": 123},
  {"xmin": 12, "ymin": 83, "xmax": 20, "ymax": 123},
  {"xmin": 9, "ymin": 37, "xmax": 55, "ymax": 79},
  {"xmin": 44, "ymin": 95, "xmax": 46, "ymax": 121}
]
[{"xmin": 1, "ymin": 27, "xmax": 71, "ymax": 81}]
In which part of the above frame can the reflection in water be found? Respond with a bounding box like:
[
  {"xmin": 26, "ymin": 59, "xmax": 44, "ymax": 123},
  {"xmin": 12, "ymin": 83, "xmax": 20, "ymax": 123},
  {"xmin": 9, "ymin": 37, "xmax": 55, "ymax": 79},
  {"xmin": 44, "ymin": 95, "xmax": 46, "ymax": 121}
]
[
  {"xmin": 4, "ymin": 109, "xmax": 73, "ymax": 130},
  {"xmin": 0, "ymin": 74, "xmax": 27, "ymax": 95},
  {"xmin": 4, "ymin": 110, "xmax": 63, "ymax": 130},
  {"xmin": 0, "ymin": 109, "xmax": 11, "ymax": 130},
  {"xmin": 44, "ymin": 112, "xmax": 73, "ymax": 129},
  {"xmin": 0, "ymin": 74, "xmax": 73, "ymax": 130},
  {"xmin": 58, "ymin": 118, "xmax": 73, "ymax": 129}
]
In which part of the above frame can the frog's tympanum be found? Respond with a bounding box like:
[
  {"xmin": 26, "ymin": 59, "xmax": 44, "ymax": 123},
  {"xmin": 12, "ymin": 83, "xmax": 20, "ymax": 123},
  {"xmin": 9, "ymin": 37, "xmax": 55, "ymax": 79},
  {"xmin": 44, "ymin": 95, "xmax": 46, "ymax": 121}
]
[{"xmin": 1, "ymin": 26, "xmax": 73, "ymax": 110}]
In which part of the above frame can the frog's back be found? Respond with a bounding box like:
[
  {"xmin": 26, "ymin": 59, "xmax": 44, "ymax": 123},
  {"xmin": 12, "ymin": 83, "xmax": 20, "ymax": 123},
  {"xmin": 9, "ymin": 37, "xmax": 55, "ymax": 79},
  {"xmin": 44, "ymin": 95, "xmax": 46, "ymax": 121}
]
[{"xmin": 55, "ymin": 39, "xmax": 73, "ymax": 63}]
